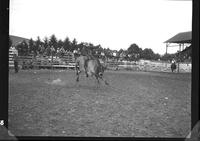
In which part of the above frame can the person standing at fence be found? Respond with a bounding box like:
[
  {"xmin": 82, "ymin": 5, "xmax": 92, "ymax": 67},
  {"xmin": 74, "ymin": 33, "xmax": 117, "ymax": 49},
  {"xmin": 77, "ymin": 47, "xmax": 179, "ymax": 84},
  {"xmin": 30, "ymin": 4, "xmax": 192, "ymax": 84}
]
[
  {"xmin": 13, "ymin": 54, "xmax": 19, "ymax": 73},
  {"xmin": 171, "ymin": 58, "xmax": 176, "ymax": 64},
  {"xmin": 171, "ymin": 58, "xmax": 177, "ymax": 72}
]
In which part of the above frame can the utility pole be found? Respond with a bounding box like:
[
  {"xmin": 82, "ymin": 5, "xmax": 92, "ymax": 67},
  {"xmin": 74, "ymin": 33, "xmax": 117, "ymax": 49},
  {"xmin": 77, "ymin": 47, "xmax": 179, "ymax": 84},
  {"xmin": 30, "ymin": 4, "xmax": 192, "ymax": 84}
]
[
  {"xmin": 177, "ymin": 44, "xmax": 182, "ymax": 73},
  {"xmin": 51, "ymin": 46, "xmax": 55, "ymax": 70},
  {"xmin": 166, "ymin": 43, "xmax": 168, "ymax": 54}
]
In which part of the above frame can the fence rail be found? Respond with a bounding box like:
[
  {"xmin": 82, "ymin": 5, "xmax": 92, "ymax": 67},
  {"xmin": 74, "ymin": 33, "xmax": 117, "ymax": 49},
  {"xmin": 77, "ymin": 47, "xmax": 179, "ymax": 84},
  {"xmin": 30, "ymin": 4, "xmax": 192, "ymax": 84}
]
[{"xmin": 114, "ymin": 61, "xmax": 191, "ymax": 73}]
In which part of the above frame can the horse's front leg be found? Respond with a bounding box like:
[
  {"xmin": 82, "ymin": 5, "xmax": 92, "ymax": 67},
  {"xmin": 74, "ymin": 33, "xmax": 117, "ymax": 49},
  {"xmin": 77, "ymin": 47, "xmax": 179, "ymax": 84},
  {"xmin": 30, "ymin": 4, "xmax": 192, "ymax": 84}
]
[
  {"xmin": 76, "ymin": 73, "xmax": 79, "ymax": 82},
  {"xmin": 84, "ymin": 64, "xmax": 89, "ymax": 77},
  {"xmin": 75, "ymin": 66, "xmax": 80, "ymax": 82},
  {"xmin": 95, "ymin": 75, "xmax": 100, "ymax": 85},
  {"xmin": 94, "ymin": 75, "xmax": 101, "ymax": 89},
  {"xmin": 85, "ymin": 69, "xmax": 89, "ymax": 77}
]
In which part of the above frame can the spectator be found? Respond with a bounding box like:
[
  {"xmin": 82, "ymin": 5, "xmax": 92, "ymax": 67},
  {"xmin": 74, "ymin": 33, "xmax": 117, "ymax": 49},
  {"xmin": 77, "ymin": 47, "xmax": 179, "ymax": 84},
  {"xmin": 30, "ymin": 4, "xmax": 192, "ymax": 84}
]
[
  {"xmin": 73, "ymin": 49, "xmax": 81, "ymax": 59},
  {"xmin": 13, "ymin": 54, "xmax": 19, "ymax": 73},
  {"xmin": 22, "ymin": 61, "xmax": 26, "ymax": 70}
]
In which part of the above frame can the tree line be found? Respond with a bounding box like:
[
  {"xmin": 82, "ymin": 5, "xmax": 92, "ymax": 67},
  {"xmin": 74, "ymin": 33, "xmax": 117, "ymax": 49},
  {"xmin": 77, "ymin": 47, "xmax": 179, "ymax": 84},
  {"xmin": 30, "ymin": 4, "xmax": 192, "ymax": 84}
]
[{"xmin": 9, "ymin": 34, "xmax": 180, "ymax": 62}]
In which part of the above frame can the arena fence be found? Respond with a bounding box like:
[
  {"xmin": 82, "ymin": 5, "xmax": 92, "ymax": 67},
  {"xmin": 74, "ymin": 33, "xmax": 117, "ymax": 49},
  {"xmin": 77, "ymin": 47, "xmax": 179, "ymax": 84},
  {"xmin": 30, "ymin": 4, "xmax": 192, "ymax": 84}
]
[
  {"xmin": 9, "ymin": 54, "xmax": 192, "ymax": 73},
  {"xmin": 106, "ymin": 60, "xmax": 192, "ymax": 73},
  {"xmin": 9, "ymin": 53, "xmax": 76, "ymax": 70}
]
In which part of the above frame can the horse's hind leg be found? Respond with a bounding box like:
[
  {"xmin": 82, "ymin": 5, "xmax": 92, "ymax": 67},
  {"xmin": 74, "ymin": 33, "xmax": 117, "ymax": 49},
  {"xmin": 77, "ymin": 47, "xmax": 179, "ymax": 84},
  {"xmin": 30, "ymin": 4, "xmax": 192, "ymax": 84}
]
[
  {"xmin": 95, "ymin": 76, "xmax": 101, "ymax": 89},
  {"xmin": 84, "ymin": 66, "xmax": 89, "ymax": 77},
  {"xmin": 104, "ymin": 80, "xmax": 109, "ymax": 85},
  {"xmin": 85, "ymin": 70, "xmax": 89, "ymax": 77},
  {"xmin": 95, "ymin": 75, "xmax": 100, "ymax": 85},
  {"xmin": 76, "ymin": 69, "xmax": 82, "ymax": 82},
  {"xmin": 100, "ymin": 77, "xmax": 109, "ymax": 85}
]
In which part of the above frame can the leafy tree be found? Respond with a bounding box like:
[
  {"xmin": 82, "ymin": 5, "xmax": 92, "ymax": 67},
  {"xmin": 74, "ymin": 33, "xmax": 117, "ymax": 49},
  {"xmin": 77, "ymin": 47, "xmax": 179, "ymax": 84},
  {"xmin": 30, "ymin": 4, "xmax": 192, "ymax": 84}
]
[
  {"xmin": 28, "ymin": 38, "xmax": 35, "ymax": 54},
  {"xmin": 63, "ymin": 37, "xmax": 71, "ymax": 51},
  {"xmin": 49, "ymin": 34, "xmax": 58, "ymax": 52},
  {"xmin": 43, "ymin": 37, "xmax": 49, "ymax": 50},
  {"xmin": 153, "ymin": 53, "xmax": 161, "ymax": 60},
  {"xmin": 71, "ymin": 38, "xmax": 78, "ymax": 51},
  {"xmin": 141, "ymin": 48, "xmax": 155, "ymax": 60},
  {"xmin": 57, "ymin": 40, "xmax": 64, "ymax": 49},
  {"xmin": 50, "ymin": 46, "xmax": 56, "ymax": 58},
  {"xmin": 127, "ymin": 43, "xmax": 142, "ymax": 61},
  {"xmin": 39, "ymin": 45, "xmax": 45, "ymax": 55},
  {"xmin": 56, "ymin": 40, "xmax": 64, "ymax": 57},
  {"xmin": 34, "ymin": 36, "xmax": 43, "ymax": 55},
  {"xmin": 16, "ymin": 44, "xmax": 23, "ymax": 56},
  {"xmin": 16, "ymin": 40, "xmax": 29, "ymax": 56},
  {"xmin": 127, "ymin": 44, "xmax": 141, "ymax": 54},
  {"xmin": 22, "ymin": 41, "xmax": 29, "ymax": 56},
  {"xmin": 45, "ymin": 46, "xmax": 51, "ymax": 56}
]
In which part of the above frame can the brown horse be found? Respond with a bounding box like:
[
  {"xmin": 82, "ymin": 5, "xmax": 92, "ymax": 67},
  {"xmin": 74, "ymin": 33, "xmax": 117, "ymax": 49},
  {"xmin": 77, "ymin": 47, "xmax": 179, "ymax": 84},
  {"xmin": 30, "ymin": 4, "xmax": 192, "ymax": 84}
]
[{"xmin": 75, "ymin": 55, "xmax": 109, "ymax": 85}]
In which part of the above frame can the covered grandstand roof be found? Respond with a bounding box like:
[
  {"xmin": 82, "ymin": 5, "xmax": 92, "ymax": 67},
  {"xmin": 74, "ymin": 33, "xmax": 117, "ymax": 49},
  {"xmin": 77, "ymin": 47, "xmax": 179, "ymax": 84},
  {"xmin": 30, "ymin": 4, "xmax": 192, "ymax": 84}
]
[{"xmin": 164, "ymin": 31, "xmax": 192, "ymax": 43}]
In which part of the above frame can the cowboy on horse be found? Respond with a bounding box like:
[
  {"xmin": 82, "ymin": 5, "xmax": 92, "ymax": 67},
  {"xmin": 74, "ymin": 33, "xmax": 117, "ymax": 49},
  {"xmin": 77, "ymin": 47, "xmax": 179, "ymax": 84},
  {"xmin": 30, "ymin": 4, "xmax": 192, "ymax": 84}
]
[{"xmin": 74, "ymin": 47, "xmax": 108, "ymax": 85}]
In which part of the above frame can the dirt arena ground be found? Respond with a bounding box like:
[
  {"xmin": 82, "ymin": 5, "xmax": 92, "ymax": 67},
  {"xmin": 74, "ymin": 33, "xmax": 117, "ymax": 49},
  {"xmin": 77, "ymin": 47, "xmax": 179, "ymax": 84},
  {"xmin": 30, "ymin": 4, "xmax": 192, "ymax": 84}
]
[{"xmin": 8, "ymin": 69, "xmax": 191, "ymax": 137}]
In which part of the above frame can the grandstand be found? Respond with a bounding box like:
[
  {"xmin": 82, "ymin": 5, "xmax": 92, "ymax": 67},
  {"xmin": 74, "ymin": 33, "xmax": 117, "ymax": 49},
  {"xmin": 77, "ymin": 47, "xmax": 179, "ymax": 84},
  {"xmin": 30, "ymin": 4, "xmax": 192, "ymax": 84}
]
[
  {"xmin": 9, "ymin": 47, "xmax": 18, "ymax": 68},
  {"xmin": 164, "ymin": 31, "xmax": 192, "ymax": 72}
]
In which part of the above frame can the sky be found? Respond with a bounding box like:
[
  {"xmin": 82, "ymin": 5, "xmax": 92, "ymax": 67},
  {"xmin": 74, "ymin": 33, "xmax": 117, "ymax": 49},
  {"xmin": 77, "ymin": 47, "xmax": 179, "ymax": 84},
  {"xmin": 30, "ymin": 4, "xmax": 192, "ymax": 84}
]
[{"xmin": 9, "ymin": 0, "xmax": 192, "ymax": 55}]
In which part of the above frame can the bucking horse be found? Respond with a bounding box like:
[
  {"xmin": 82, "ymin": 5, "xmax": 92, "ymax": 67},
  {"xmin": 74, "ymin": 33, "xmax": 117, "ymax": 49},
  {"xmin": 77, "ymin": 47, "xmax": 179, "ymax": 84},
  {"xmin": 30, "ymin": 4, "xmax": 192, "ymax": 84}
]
[{"xmin": 75, "ymin": 55, "xmax": 109, "ymax": 85}]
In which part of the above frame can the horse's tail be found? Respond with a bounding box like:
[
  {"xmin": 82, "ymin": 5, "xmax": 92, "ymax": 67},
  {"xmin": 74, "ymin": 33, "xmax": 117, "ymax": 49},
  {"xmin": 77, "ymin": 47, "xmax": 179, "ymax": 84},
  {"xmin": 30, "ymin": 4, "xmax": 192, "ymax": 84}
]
[{"xmin": 101, "ymin": 58, "xmax": 108, "ymax": 71}]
